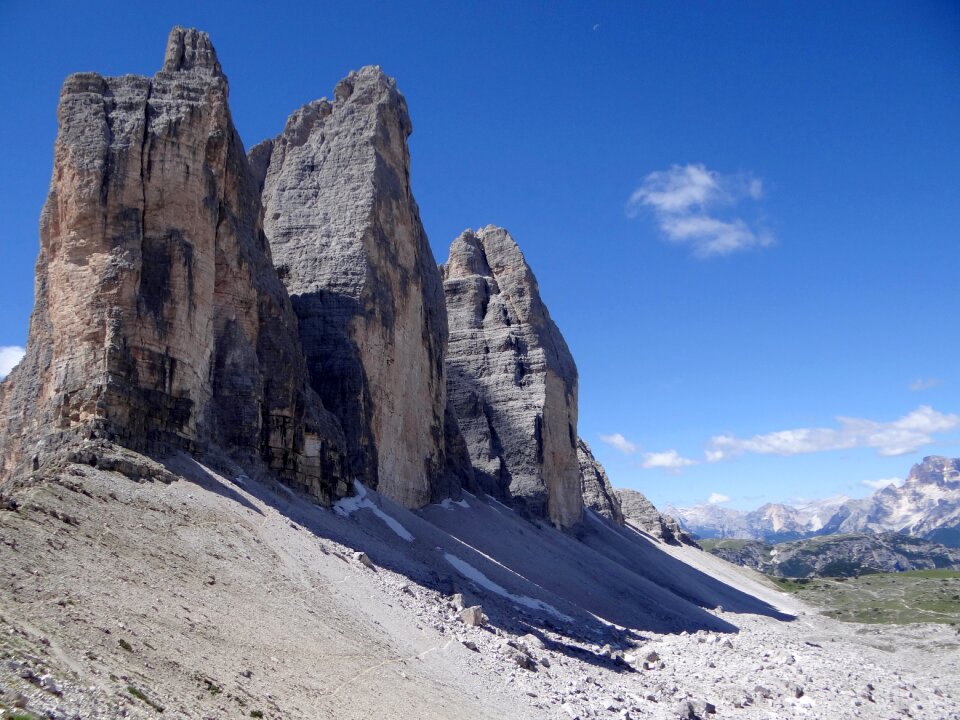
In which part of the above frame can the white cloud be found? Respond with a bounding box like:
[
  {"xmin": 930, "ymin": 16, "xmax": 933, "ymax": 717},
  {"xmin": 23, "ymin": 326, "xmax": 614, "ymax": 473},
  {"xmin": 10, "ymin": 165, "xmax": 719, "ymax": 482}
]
[
  {"xmin": 592, "ymin": 23, "xmax": 601, "ymax": 31},
  {"xmin": 909, "ymin": 378, "xmax": 940, "ymax": 392},
  {"xmin": 626, "ymin": 163, "xmax": 773, "ymax": 257},
  {"xmin": 706, "ymin": 406, "xmax": 960, "ymax": 461},
  {"xmin": 707, "ymin": 492, "xmax": 730, "ymax": 504},
  {"xmin": 599, "ymin": 433, "xmax": 637, "ymax": 454},
  {"xmin": 0, "ymin": 346, "xmax": 25, "ymax": 380},
  {"xmin": 642, "ymin": 449, "xmax": 698, "ymax": 470},
  {"xmin": 861, "ymin": 477, "xmax": 904, "ymax": 490}
]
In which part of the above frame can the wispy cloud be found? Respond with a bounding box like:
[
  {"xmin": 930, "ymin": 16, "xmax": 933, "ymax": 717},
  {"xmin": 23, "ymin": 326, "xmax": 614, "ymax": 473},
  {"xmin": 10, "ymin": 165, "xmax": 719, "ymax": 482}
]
[
  {"xmin": 626, "ymin": 163, "xmax": 773, "ymax": 257},
  {"xmin": 599, "ymin": 433, "xmax": 637, "ymax": 454},
  {"xmin": 706, "ymin": 406, "xmax": 960, "ymax": 461},
  {"xmin": 0, "ymin": 346, "xmax": 25, "ymax": 380},
  {"xmin": 909, "ymin": 377, "xmax": 940, "ymax": 392},
  {"xmin": 861, "ymin": 477, "xmax": 903, "ymax": 490},
  {"xmin": 642, "ymin": 449, "xmax": 698, "ymax": 470},
  {"xmin": 707, "ymin": 492, "xmax": 730, "ymax": 504}
]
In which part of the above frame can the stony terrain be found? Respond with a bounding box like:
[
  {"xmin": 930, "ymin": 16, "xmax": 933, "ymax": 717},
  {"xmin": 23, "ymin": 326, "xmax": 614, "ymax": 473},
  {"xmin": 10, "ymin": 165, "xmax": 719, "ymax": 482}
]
[
  {"xmin": 1, "ymin": 460, "xmax": 958, "ymax": 720},
  {"xmin": 704, "ymin": 533, "xmax": 960, "ymax": 578}
]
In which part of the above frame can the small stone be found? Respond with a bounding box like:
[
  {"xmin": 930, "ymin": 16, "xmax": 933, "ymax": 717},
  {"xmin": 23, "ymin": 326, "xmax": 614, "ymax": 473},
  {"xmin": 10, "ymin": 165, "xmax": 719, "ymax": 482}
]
[
  {"xmin": 450, "ymin": 593, "xmax": 466, "ymax": 610},
  {"xmin": 459, "ymin": 606, "xmax": 486, "ymax": 626},
  {"xmin": 354, "ymin": 551, "xmax": 374, "ymax": 569},
  {"xmin": 520, "ymin": 633, "xmax": 545, "ymax": 650},
  {"xmin": 40, "ymin": 673, "xmax": 63, "ymax": 696}
]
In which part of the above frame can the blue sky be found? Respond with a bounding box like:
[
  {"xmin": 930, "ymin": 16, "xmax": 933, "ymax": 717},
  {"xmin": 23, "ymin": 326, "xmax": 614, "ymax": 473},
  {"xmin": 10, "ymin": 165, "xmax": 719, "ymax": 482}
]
[{"xmin": 1, "ymin": 1, "xmax": 959, "ymax": 510}]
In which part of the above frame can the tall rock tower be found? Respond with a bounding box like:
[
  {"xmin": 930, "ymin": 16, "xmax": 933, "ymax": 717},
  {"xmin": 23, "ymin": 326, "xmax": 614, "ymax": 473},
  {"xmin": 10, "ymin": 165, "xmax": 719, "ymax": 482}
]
[
  {"xmin": 443, "ymin": 226, "xmax": 582, "ymax": 528},
  {"xmin": 255, "ymin": 67, "xmax": 467, "ymax": 507},
  {"xmin": 0, "ymin": 28, "xmax": 347, "ymax": 502}
]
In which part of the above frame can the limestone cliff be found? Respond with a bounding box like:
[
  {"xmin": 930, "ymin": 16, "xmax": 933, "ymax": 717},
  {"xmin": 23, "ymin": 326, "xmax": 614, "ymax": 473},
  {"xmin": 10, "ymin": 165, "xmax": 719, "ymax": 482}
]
[
  {"xmin": 0, "ymin": 28, "xmax": 347, "ymax": 503},
  {"xmin": 577, "ymin": 438, "xmax": 624, "ymax": 525},
  {"xmin": 617, "ymin": 489, "xmax": 699, "ymax": 547},
  {"xmin": 256, "ymin": 67, "xmax": 466, "ymax": 507},
  {"xmin": 443, "ymin": 227, "xmax": 582, "ymax": 528}
]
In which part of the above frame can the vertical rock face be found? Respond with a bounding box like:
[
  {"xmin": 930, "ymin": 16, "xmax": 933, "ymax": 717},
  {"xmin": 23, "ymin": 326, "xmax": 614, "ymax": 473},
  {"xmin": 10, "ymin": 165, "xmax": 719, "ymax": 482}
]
[
  {"xmin": 577, "ymin": 438, "xmax": 624, "ymax": 525},
  {"xmin": 256, "ymin": 66, "xmax": 461, "ymax": 507},
  {"xmin": 443, "ymin": 227, "xmax": 582, "ymax": 528},
  {"xmin": 0, "ymin": 28, "xmax": 347, "ymax": 503}
]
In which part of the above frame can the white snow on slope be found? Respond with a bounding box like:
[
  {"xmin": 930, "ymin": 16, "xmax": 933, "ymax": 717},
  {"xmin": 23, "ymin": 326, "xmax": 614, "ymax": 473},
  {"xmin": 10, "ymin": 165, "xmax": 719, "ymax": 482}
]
[
  {"xmin": 443, "ymin": 552, "xmax": 571, "ymax": 621},
  {"xmin": 438, "ymin": 497, "xmax": 470, "ymax": 510},
  {"xmin": 334, "ymin": 481, "xmax": 414, "ymax": 542}
]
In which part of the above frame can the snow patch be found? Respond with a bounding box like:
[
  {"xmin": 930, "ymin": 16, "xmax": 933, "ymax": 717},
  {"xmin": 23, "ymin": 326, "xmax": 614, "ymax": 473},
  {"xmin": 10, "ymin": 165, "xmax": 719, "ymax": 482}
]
[
  {"xmin": 443, "ymin": 552, "xmax": 571, "ymax": 621},
  {"xmin": 334, "ymin": 481, "xmax": 414, "ymax": 542},
  {"xmin": 438, "ymin": 497, "xmax": 470, "ymax": 510}
]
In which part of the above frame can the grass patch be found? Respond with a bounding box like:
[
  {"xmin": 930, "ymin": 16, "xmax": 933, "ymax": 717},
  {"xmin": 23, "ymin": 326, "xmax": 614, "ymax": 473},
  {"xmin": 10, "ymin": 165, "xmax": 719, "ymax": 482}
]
[
  {"xmin": 127, "ymin": 686, "xmax": 165, "ymax": 713},
  {"xmin": 769, "ymin": 577, "xmax": 811, "ymax": 593},
  {"xmin": 117, "ymin": 638, "xmax": 133, "ymax": 652},
  {"xmin": 700, "ymin": 538, "xmax": 753, "ymax": 551},
  {"xmin": 249, "ymin": 711, "xmax": 264, "ymax": 719},
  {"xmin": 779, "ymin": 571, "xmax": 960, "ymax": 624}
]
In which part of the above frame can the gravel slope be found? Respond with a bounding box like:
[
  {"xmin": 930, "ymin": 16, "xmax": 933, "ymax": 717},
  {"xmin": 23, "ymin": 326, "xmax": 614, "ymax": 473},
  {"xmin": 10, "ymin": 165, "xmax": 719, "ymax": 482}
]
[{"xmin": 1, "ymin": 455, "xmax": 957, "ymax": 719}]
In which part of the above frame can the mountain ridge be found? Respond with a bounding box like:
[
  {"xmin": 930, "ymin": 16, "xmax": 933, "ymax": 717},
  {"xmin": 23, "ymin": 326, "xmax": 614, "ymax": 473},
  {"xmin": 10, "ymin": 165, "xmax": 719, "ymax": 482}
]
[{"xmin": 670, "ymin": 455, "xmax": 960, "ymax": 547}]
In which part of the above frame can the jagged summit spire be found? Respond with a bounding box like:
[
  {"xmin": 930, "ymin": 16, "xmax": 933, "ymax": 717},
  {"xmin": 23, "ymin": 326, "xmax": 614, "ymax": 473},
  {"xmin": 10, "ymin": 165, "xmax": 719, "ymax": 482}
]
[{"xmin": 162, "ymin": 26, "xmax": 223, "ymax": 75}]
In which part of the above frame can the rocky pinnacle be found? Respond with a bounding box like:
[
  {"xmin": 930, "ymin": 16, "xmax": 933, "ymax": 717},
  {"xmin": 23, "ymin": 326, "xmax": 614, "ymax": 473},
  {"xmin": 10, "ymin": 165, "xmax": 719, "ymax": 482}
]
[
  {"xmin": 577, "ymin": 438, "xmax": 625, "ymax": 525},
  {"xmin": 0, "ymin": 27, "xmax": 347, "ymax": 503},
  {"xmin": 443, "ymin": 226, "xmax": 582, "ymax": 528},
  {"xmin": 255, "ymin": 66, "xmax": 467, "ymax": 507}
]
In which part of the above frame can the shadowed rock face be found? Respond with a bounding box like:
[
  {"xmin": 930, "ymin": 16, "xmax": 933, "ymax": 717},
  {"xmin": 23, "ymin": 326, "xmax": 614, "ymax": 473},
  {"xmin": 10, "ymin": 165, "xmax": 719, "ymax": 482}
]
[
  {"xmin": 255, "ymin": 66, "xmax": 467, "ymax": 508},
  {"xmin": 443, "ymin": 227, "xmax": 582, "ymax": 528},
  {"xmin": 0, "ymin": 27, "xmax": 347, "ymax": 503},
  {"xmin": 577, "ymin": 438, "xmax": 624, "ymax": 526}
]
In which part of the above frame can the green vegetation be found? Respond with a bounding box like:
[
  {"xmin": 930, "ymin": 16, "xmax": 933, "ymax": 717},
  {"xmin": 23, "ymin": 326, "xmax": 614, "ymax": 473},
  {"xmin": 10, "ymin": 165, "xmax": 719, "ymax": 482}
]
[
  {"xmin": 250, "ymin": 711, "xmax": 264, "ymax": 719},
  {"xmin": 0, "ymin": 706, "xmax": 42, "ymax": 720},
  {"xmin": 127, "ymin": 686, "xmax": 165, "ymax": 713},
  {"xmin": 775, "ymin": 570, "xmax": 960, "ymax": 624},
  {"xmin": 117, "ymin": 638, "xmax": 133, "ymax": 652},
  {"xmin": 700, "ymin": 538, "xmax": 753, "ymax": 551}
]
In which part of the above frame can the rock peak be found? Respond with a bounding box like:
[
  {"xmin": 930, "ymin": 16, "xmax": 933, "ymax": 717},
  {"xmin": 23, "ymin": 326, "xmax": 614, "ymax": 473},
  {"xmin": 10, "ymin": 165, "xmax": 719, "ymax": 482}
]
[
  {"xmin": 332, "ymin": 65, "xmax": 411, "ymax": 135},
  {"xmin": 162, "ymin": 26, "xmax": 223, "ymax": 75}
]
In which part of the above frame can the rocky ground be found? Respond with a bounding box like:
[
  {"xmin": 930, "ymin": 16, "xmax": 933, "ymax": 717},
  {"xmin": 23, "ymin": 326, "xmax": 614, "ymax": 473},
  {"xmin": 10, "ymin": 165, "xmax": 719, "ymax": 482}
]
[{"xmin": 1, "ymin": 455, "xmax": 958, "ymax": 719}]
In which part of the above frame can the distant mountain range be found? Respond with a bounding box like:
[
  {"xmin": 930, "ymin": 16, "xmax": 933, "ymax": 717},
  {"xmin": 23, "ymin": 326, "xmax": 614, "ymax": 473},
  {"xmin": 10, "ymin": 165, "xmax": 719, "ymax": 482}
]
[
  {"xmin": 668, "ymin": 456, "xmax": 960, "ymax": 547},
  {"xmin": 703, "ymin": 533, "xmax": 960, "ymax": 578}
]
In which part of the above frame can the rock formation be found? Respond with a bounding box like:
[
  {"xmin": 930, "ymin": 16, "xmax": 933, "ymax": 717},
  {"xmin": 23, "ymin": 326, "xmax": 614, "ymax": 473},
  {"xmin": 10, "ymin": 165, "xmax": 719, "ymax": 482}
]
[
  {"xmin": 827, "ymin": 456, "xmax": 960, "ymax": 546},
  {"xmin": 255, "ymin": 66, "xmax": 465, "ymax": 508},
  {"xmin": 577, "ymin": 438, "xmax": 624, "ymax": 525},
  {"xmin": 443, "ymin": 226, "xmax": 582, "ymax": 528},
  {"xmin": 618, "ymin": 489, "xmax": 698, "ymax": 546},
  {"xmin": 0, "ymin": 28, "xmax": 347, "ymax": 503}
]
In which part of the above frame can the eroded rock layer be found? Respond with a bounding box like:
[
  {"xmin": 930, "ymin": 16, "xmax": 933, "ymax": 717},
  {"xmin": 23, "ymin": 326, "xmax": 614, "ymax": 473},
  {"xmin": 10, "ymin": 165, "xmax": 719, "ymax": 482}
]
[
  {"xmin": 443, "ymin": 227, "xmax": 582, "ymax": 528},
  {"xmin": 577, "ymin": 438, "xmax": 624, "ymax": 525},
  {"xmin": 617, "ymin": 489, "xmax": 699, "ymax": 547},
  {"xmin": 0, "ymin": 28, "xmax": 346, "ymax": 503},
  {"xmin": 256, "ymin": 67, "xmax": 463, "ymax": 507}
]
